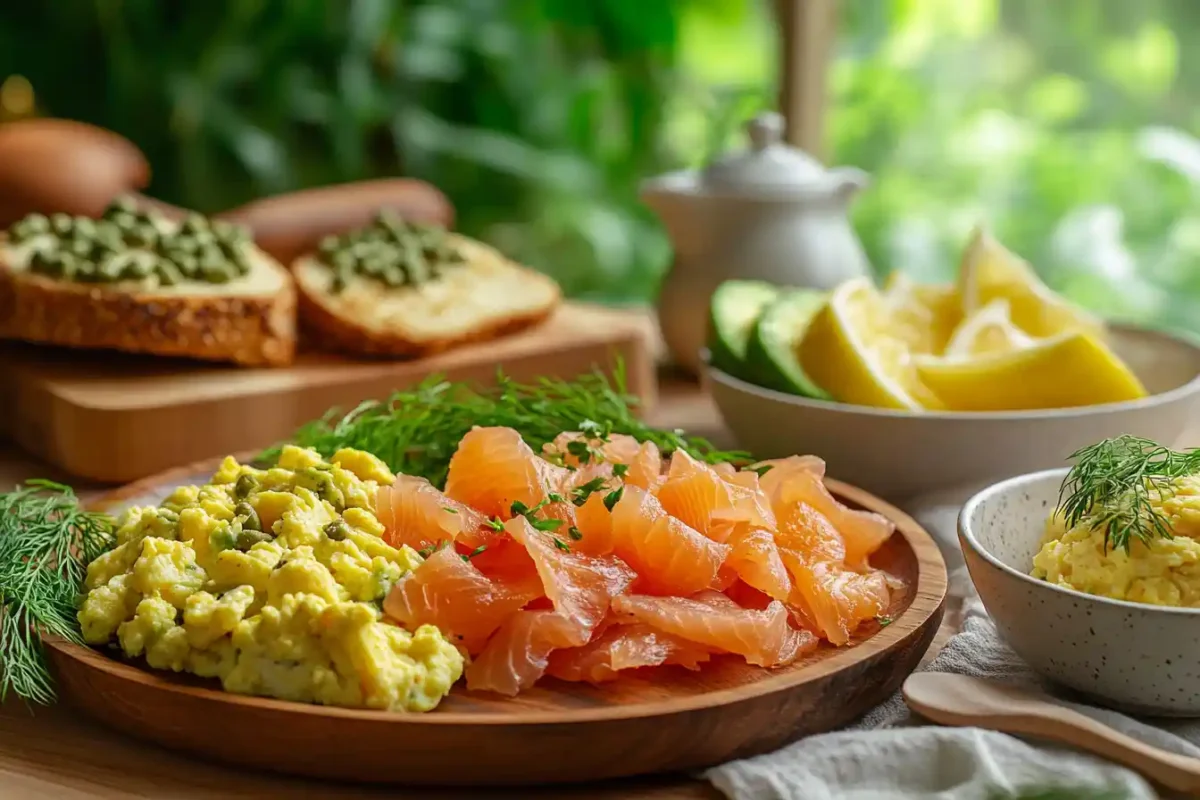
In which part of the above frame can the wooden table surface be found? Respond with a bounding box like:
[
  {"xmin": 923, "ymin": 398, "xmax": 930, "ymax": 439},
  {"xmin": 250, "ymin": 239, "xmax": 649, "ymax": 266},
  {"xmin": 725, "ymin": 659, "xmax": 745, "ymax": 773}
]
[{"xmin": 0, "ymin": 371, "xmax": 961, "ymax": 800}]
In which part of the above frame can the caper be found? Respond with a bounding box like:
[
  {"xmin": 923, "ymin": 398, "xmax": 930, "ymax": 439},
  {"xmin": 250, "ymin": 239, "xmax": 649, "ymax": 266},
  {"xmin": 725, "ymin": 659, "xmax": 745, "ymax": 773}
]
[
  {"xmin": 50, "ymin": 213, "xmax": 74, "ymax": 235},
  {"xmin": 22, "ymin": 214, "xmax": 50, "ymax": 235},
  {"xmin": 68, "ymin": 238, "xmax": 92, "ymax": 258},
  {"xmin": 318, "ymin": 236, "xmax": 340, "ymax": 258},
  {"xmin": 203, "ymin": 264, "xmax": 232, "ymax": 283},
  {"xmin": 233, "ymin": 528, "xmax": 272, "ymax": 552},
  {"xmin": 124, "ymin": 224, "xmax": 157, "ymax": 248},
  {"xmin": 323, "ymin": 519, "xmax": 349, "ymax": 541},
  {"xmin": 181, "ymin": 213, "xmax": 208, "ymax": 234},
  {"xmin": 98, "ymin": 258, "xmax": 125, "ymax": 281},
  {"xmin": 125, "ymin": 257, "xmax": 153, "ymax": 279},
  {"xmin": 234, "ymin": 473, "xmax": 259, "ymax": 499},
  {"xmin": 235, "ymin": 501, "xmax": 261, "ymax": 532},
  {"xmin": 107, "ymin": 195, "xmax": 139, "ymax": 216},
  {"xmin": 109, "ymin": 211, "xmax": 138, "ymax": 231},
  {"xmin": 173, "ymin": 254, "xmax": 199, "ymax": 276},
  {"xmin": 155, "ymin": 260, "xmax": 181, "ymax": 287}
]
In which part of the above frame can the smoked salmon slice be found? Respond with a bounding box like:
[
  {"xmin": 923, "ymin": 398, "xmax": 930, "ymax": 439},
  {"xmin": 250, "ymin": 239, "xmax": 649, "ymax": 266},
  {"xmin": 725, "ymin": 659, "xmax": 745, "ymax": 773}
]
[
  {"xmin": 465, "ymin": 610, "xmax": 580, "ymax": 695},
  {"xmin": 543, "ymin": 432, "xmax": 663, "ymax": 491},
  {"xmin": 382, "ymin": 547, "xmax": 541, "ymax": 655},
  {"xmin": 762, "ymin": 458, "xmax": 893, "ymax": 572},
  {"xmin": 376, "ymin": 475, "xmax": 494, "ymax": 551},
  {"xmin": 612, "ymin": 591, "xmax": 816, "ymax": 668},
  {"xmin": 504, "ymin": 516, "xmax": 636, "ymax": 645},
  {"xmin": 445, "ymin": 427, "xmax": 575, "ymax": 525},
  {"xmin": 725, "ymin": 526, "xmax": 792, "ymax": 601},
  {"xmin": 608, "ymin": 486, "xmax": 732, "ymax": 596},
  {"xmin": 775, "ymin": 500, "xmax": 889, "ymax": 646},
  {"xmin": 545, "ymin": 622, "xmax": 712, "ymax": 684}
]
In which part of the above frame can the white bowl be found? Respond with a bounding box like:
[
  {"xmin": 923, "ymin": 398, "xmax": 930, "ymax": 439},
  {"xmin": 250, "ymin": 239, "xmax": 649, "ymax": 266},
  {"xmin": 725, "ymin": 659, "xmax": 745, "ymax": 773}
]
[
  {"xmin": 705, "ymin": 324, "xmax": 1200, "ymax": 501},
  {"xmin": 959, "ymin": 468, "xmax": 1200, "ymax": 716}
]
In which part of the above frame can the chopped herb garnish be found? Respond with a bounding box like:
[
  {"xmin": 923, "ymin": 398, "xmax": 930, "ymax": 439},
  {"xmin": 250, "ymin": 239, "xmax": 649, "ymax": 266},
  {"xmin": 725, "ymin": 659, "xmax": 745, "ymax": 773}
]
[
  {"xmin": 442, "ymin": 506, "xmax": 458, "ymax": 514},
  {"xmin": 603, "ymin": 485, "xmax": 625, "ymax": 512},
  {"xmin": 417, "ymin": 540, "xmax": 452, "ymax": 558},
  {"xmin": 461, "ymin": 544, "xmax": 488, "ymax": 562},
  {"xmin": 749, "ymin": 464, "xmax": 774, "ymax": 477},
  {"xmin": 532, "ymin": 518, "xmax": 563, "ymax": 532},
  {"xmin": 568, "ymin": 526, "xmax": 584, "ymax": 541},
  {"xmin": 262, "ymin": 363, "xmax": 749, "ymax": 486},
  {"xmin": 1057, "ymin": 435, "xmax": 1200, "ymax": 552},
  {"xmin": 566, "ymin": 439, "xmax": 592, "ymax": 463},
  {"xmin": 485, "ymin": 517, "xmax": 505, "ymax": 532},
  {"xmin": 547, "ymin": 492, "xmax": 565, "ymax": 504},
  {"xmin": 0, "ymin": 480, "xmax": 115, "ymax": 703},
  {"xmin": 579, "ymin": 419, "xmax": 612, "ymax": 441},
  {"xmin": 571, "ymin": 476, "xmax": 609, "ymax": 506},
  {"xmin": 510, "ymin": 500, "xmax": 530, "ymax": 517},
  {"xmin": 612, "ymin": 463, "xmax": 629, "ymax": 479},
  {"xmin": 551, "ymin": 537, "xmax": 571, "ymax": 552},
  {"xmin": 876, "ymin": 615, "xmax": 893, "ymax": 627}
]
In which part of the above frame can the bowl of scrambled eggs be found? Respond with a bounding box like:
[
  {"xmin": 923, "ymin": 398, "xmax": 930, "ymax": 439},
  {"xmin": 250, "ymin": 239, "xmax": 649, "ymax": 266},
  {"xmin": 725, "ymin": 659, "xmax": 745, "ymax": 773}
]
[
  {"xmin": 959, "ymin": 466, "xmax": 1200, "ymax": 716},
  {"xmin": 75, "ymin": 444, "xmax": 464, "ymax": 712}
]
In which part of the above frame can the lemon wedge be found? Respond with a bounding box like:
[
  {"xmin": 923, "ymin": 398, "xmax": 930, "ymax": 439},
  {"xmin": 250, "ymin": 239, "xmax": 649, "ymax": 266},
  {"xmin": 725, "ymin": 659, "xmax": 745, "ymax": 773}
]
[
  {"xmin": 914, "ymin": 332, "xmax": 1147, "ymax": 412},
  {"xmin": 958, "ymin": 227, "xmax": 1105, "ymax": 339},
  {"xmin": 943, "ymin": 298, "xmax": 1035, "ymax": 359},
  {"xmin": 800, "ymin": 277, "xmax": 943, "ymax": 410},
  {"xmin": 883, "ymin": 272, "xmax": 962, "ymax": 355}
]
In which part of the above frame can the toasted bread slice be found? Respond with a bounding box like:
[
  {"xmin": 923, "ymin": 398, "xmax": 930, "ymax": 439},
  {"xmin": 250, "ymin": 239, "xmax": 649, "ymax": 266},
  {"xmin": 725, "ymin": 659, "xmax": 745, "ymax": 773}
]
[
  {"xmin": 0, "ymin": 237, "xmax": 296, "ymax": 366},
  {"xmin": 293, "ymin": 233, "xmax": 560, "ymax": 357}
]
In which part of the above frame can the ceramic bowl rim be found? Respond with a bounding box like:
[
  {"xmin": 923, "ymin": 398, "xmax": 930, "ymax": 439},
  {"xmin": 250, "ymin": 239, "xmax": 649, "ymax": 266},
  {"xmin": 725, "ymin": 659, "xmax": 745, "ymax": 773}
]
[
  {"xmin": 958, "ymin": 467, "xmax": 1200, "ymax": 617},
  {"xmin": 703, "ymin": 322, "xmax": 1200, "ymax": 421}
]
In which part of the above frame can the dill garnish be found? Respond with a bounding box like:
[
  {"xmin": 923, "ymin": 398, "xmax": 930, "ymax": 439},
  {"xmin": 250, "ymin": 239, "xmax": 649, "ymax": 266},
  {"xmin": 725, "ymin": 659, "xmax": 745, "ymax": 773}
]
[
  {"xmin": 262, "ymin": 363, "xmax": 748, "ymax": 486},
  {"xmin": 0, "ymin": 480, "xmax": 114, "ymax": 703},
  {"xmin": 1057, "ymin": 435, "xmax": 1200, "ymax": 552},
  {"xmin": 603, "ymin": 486, "xmax": 625, "ymax": 512}
]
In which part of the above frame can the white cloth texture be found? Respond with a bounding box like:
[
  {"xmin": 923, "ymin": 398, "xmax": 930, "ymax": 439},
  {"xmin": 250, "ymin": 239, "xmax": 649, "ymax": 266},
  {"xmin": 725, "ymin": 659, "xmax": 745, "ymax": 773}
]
[{"xmin": 703, "ymin": 490, "xmax": 1200, "ymax": 800}]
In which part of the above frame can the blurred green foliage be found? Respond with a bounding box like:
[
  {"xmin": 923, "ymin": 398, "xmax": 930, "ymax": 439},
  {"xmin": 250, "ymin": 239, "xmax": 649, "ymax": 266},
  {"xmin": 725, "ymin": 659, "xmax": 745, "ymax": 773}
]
[
  {"xmin": 4, "ymin": 0, "xmax": 1200, "ymax": 332},
  {"xmin": 834, "ymin": 0, "xmax": 1200, "ymax": 333}
]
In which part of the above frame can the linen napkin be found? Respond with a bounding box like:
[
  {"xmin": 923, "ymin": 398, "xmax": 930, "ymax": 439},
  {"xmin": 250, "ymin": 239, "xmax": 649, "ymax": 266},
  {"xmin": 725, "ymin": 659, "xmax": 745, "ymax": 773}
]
[{"xmin": 704, "ymin": 490, "xmax": 1200, "ymax": 800}]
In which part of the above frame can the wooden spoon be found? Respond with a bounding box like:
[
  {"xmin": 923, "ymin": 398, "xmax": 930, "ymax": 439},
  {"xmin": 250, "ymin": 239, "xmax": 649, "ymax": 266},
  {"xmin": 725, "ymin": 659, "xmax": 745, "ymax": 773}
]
[{"xmin": 903, "ymin": 673, "xmax": 1200, "ymax": 793}]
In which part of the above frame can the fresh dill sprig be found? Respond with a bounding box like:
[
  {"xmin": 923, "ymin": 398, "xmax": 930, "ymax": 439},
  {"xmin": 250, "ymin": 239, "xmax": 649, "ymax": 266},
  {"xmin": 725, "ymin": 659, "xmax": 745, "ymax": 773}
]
[
  {"xmin": 1057, "ymin": 435, "xmax": 1200, "ymax": 553},
  {"xmin": 262, "ymin": 362, "xmax": 749, "ymax": 486},
  {"xmin": 0, "ymin": 480, "xmax": 114, "ymax": 703}
]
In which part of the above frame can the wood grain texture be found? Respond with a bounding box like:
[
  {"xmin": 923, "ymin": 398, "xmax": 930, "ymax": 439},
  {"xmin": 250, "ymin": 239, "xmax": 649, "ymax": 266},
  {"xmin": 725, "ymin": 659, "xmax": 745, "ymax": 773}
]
[
  {"xmin": 46, "ymin": 466, "xmax": 947, "ymax": 787},
  {"xmin": 0, "ymin": 302, "xmax": 655, "ymax": 484}
]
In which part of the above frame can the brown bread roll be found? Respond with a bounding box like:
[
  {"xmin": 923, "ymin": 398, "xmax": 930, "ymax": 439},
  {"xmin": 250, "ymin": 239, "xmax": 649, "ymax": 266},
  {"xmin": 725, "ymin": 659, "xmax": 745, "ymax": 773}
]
[
  {"xmin": 218, "ymin": 178, "xmax": 455, "ymax": 266},
  {"xmin": 0, "ymin": 119, "xmax": 154, "ymax": 227}
]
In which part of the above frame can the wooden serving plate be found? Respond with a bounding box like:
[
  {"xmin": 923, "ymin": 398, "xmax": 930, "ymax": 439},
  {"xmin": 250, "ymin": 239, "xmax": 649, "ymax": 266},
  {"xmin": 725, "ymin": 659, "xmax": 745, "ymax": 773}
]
[{"xmin": 46, "ymin": 458, "xmax": 947, "ymax": 787}]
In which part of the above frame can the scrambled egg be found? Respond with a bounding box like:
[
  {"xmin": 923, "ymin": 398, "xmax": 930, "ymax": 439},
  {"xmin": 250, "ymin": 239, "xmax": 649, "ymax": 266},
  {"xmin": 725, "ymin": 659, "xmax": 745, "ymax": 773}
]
[
  {"xmin": 1032, "ymin": 475, "xmax": 1200, "ymax": 607},
  {"xmin": 78, "ymin": 445, "xmax": 464, "ymax": 711}
]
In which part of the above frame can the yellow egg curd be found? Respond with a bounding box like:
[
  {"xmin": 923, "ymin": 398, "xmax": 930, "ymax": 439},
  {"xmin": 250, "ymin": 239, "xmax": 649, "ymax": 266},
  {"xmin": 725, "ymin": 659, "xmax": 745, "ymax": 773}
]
[
  {"xmin": 1032, "ymin": 475, "xmax": 1200, "ymax": 608},
  {"xmin": 78, "ymin": 445, "xmax": 464, "ymax": 712}
]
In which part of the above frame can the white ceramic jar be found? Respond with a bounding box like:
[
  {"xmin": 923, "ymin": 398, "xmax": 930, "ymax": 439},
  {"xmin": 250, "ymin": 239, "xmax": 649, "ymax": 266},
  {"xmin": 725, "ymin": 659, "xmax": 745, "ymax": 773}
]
[{"xmin": 641, "ymin": 112, "xmax": 871, "ymax": 374}]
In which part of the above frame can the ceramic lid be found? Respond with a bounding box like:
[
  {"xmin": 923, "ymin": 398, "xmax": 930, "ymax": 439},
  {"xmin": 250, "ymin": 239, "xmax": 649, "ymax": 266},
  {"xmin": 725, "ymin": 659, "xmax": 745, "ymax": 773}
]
[{"xmin": 701, "ymin": 112, "xmax": 829, "ymax": 192}]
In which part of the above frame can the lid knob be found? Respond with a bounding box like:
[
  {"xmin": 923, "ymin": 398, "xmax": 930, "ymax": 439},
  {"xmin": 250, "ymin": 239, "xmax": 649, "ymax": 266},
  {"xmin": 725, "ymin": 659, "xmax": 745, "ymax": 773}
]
[{"xmin": 747, "ymin": 112, "xmax": 785, "ymax": 151}]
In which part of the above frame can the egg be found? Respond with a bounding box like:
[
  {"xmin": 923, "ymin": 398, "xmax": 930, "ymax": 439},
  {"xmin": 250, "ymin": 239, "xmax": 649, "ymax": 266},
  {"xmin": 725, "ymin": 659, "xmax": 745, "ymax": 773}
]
[
  {"xmin": 77, "ymin": 445, "xmax": 463, "ymax": 712},
  {"xmin": 1033, "ymin": 474, "xmax": 1200, "ymax": 607}
]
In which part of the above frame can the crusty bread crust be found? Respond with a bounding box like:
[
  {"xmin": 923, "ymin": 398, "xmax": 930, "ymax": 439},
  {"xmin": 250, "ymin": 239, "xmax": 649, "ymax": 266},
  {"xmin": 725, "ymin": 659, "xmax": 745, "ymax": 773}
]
[
  {"xmin": 0, "ymin": 250, "xmax": 297, "ymax": 367},
  {"xmin": 293, "ymin": 234, "xmax": 559, "ymax": 358}
]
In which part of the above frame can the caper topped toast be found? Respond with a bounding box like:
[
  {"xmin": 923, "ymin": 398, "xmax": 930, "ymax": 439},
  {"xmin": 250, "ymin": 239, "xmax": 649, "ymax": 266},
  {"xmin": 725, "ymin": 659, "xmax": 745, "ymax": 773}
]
[
  {"xmin": 293, "ymin": 214, "xmax": 559, "ymax": 357},
  {"xmin": 0, "ymin": 197, "xmax": 296, "ymax": 366}
]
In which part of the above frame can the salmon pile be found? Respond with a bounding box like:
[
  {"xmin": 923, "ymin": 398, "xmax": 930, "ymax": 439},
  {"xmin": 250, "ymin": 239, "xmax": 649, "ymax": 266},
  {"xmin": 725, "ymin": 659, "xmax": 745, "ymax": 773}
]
[{"xmin": 377, "ymin": 426, "xmax": 897, "ymax": 696}]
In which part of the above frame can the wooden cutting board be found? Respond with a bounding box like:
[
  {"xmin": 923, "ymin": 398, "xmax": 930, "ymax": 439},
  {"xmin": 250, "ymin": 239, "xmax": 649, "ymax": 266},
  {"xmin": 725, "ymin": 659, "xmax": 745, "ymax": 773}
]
[{"xmin": 0, "ymin": 302, "xmax": 655, "ymax": 484}]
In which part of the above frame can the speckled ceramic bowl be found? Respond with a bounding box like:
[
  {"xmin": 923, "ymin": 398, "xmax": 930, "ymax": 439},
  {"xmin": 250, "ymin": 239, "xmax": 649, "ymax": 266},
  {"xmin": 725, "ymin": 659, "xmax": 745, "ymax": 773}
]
[
  {"xmin": 705, "ymin": 324, "xmax": 1200, "ymax": 501},
  {"xmin": 959, "ymin": 468, "xmax": 1200, "ymax": 716}
]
